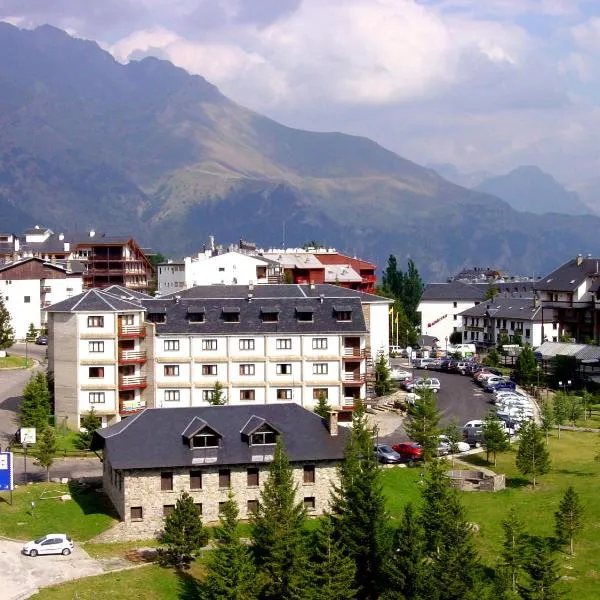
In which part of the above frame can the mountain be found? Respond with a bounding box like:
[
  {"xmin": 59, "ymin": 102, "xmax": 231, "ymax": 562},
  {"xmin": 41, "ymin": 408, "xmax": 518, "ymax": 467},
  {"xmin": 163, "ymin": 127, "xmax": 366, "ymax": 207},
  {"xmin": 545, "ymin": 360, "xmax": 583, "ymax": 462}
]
[
  {"xmin": 426, "ymin": 163, "xmax": 491, "ymax": 189},
  {"xmin": 568, "ymin": 177, "xmax": 600, "ymax": 215},
  {"xmin": 3, "ymin": 24, "xmax": 600, "ymax": 280},
  {"xmin": 473, "ymin": 166, "xmax": 591, "ymax": 216}
]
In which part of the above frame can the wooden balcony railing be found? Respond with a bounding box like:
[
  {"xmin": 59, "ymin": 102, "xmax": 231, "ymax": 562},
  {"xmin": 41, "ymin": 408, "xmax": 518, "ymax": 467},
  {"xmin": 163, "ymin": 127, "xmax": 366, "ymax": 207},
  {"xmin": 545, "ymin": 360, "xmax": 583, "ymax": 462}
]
[
  {"xmin": 119, "ymin": 400, "xmax": 146, "ymax": 414},
  {"xmin": 343, "ymin": 372, "xmax": 362, "ymax": 382},
  {"xmin": 118, "ymin": 375, "xmax": 147, "ymax": 389},
  {"xmin": 342, "ymin": 347, "xmax": 363, "ymax": 357},
  {"xmin": 118, "ymin": 325, "xmax": 146, "ymax": 338},
  {"xmin": 118, "ymin": 350, "xmax": 147, "ymax": 363}
]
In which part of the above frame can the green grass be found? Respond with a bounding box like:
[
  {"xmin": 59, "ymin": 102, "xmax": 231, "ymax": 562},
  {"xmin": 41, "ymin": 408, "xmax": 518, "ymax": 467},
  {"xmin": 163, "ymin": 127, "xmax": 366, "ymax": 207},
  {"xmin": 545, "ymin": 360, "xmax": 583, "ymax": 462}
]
[
  {"xmin": 0, "ymin": 354, "xmax": 32, "ymax": 368},
  {"xmin": 83, "ymin": 539, "xmax": 159, "ymax": 560},
  {"xmin": 0, "ymin": 482, "xmax": 117, "ymax": 541}
]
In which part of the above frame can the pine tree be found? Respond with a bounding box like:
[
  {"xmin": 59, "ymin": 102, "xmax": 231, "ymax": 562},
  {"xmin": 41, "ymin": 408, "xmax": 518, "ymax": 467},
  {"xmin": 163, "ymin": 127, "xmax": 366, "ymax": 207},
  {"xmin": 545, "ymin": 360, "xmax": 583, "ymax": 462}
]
[
  {"xmin": 34, "ymin": 426, "xmax": 57, "ymax": 482},
  {"xmin": 26, "ymin": 323, "xmax": 38, "ymax": 342},
  {"xmin": 564, "ymin": 395, "xmax": 583, "ymax": 427},
  {"xmin": 76, "ymin": 408, "xmax": 102, "ymax": 450},
  {"xmin": 203, "ymin": 492, "xmax": 260, "ymax": 600},
  {"xmin": 501, "ymin": 507, "xmax": 528, "ymax": 594},
  {"xmin": 552, "ymin": 392, "xmax": 568, "ymax": 439},
  {"xmin": 554, "ymin": 486, "xmax": 583, "ymax": 556},
  {"xmin": 519, "ymin": 537, "xmax": 564, "ymax": 600},
  {"xmin": 514, "ymin": 345, "xmax": 537, "ymax": 386},
  {"xmin": 539, "ymin": 400, "xmax": 555, "ymax": 444},
  {"xmin": 157, "ymin": 491, "xmax": 209, "ymax": 569},
  {"xmin": 385, "ymin": 502, "xmax": 426, "ymax": 600},
  {"xmin": 251, "ymin": 436, "xmax": 308, "ymax": 600},
  {"xmin": 375, "ymin": 350, "xmax": 395, "ymax": 397},
  {"xmin": 19, "ymin": 372, "xmax": 51, "ymax": 431},
  {"xmin": 444, "ymin": 421, "xmax": 462, "ymax": 467},
  {"xmin": 0, "ymin": 292, "xmax": 14, "ymax": 350},
  {"xmin": 404, "ymin": 389, "xmax": 441, "ymax": 462},
  {"xmin": 314, "ymin": 392, "xmax": 332, "ymax": 419},
  {"xmin": 483, "ymin": 348, "xmax": 500, "ymax": 367},
  {"xmin": 516, "ymin": 421, "xmax": 551, "ymax": 488},
  {"xmin": 208, "ymin": 381, "xmax": 227, "ymax": 405},
  {"xmin": 330, "ymin": 400, "xmax": 392, "ymax": 600},
  {"xmin": 483, "ymin": 414, "xmax": 510, "ymax": 466}
]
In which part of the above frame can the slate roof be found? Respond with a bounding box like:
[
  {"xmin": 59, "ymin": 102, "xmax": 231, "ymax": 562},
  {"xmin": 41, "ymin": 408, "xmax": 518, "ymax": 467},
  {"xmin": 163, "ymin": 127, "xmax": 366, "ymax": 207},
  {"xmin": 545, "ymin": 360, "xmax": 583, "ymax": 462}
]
[
  {"xmin": 534, "ymin": 257, "xmax": 600, "ymax": 292},
  {"xmin": 46, "ymin": 289, "xmax": 144, "ymax": 313},
  {"xmin": 102, "ymin": 285, "xmax": 153, "ymax": 300},
  {"xmin": 421, "ymin": 281, "xmax": 534, "ymax": 302},
  {"xmin": 459, "ymin": 298, "xmax": 542, "ymax": 321},
  {"xmin": 91, "ymin": 404, "xmax": 347, "ymax": 470}
]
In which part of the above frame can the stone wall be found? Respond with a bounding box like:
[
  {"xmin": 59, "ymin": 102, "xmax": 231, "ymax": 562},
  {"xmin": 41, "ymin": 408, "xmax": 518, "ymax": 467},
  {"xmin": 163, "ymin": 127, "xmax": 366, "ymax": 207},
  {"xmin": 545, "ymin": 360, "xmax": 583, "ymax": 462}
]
[{"xmin": 447, "ymin": 470, "xmax": 505, "ymax": 492}]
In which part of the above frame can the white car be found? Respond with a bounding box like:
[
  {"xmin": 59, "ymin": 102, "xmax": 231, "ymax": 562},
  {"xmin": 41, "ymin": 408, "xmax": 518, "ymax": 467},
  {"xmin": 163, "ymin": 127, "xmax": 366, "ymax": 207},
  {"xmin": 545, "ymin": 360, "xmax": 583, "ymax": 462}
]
[
  {"xmin": 391, "ymin": 367, "xmax": 412, "ymax": 381},
  {"xmin": 22, "ymin": 534, "xmax": 74, "ymax": 557},
  {"xmin": 438, "ymin": 435, "xmax": 470, "ymax": 454},
  {"xmin": 405, "ymin": 392, "xmax": 421, "ymax": 405},
  {"xmin": 410, "ymin": 378, "xmax": 441, "ymax": 393},
  {"xmin": 497, "ymin": 408, "xmax": 533, "ymax": 421}
]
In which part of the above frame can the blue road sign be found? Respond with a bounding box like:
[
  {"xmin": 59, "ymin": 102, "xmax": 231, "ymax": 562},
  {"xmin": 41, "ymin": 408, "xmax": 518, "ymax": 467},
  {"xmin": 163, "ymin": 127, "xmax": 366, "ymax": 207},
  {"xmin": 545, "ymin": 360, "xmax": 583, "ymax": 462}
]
[{"xmin": 0, "ymin": 452, "xmax": 14, "ymax": 491}]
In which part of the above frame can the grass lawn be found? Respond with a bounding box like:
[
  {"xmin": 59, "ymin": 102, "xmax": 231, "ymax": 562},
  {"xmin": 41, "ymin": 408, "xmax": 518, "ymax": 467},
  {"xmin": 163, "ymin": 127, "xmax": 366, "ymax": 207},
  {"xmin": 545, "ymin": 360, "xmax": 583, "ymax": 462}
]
[
  {"xmin": 0, "ymin": 354, "xmax": 32, "ymax": 368},
  {"xmin": 0, "ymin": 482, "xmax": 117, "ymax": 541}
]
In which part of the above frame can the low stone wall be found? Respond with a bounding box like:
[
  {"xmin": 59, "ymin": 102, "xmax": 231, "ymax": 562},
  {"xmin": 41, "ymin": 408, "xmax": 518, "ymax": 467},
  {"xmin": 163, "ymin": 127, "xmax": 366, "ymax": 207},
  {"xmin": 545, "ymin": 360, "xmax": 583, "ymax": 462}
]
[{"xmin": 447, "ymin": 469, "xmax": 505, "ymax": 492}]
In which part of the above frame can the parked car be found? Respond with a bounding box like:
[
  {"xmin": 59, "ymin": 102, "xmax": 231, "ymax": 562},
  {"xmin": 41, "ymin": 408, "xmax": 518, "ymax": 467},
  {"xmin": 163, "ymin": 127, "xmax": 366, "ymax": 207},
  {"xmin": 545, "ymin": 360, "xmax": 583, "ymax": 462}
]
[
  {"xmin": 462, "ymin": 419, "xmax": 485, "ymax": 445},
  {"xmin": 406, "ymin": 377, "xmax": 441, "ymax": 393},
  {"xmin": 438, "ymin": 435, "xmax": 470, "ymax": 455},
  {"xmin": 390, "ymin": 367, "xmax": 412, "ymax": 381},
  {"xmin": 389, "ymin": 345, "xmax": 404, "ymax": 356},
  {"xmin": 374, "ymin": 444, "xmax": 404, "ymax": 464},
  {"xmin": 22, "ymin": 534, "xmax": 73, "ymax": 557},
  {"xmin": 485, "ymin": 379, "xmax": 517, "ymax": 393},
  {"xmin": 412, "ymin": 357, "xmax": 437, "ymax": 369},
  {"xmin": 35, "ymin": 336, "xmax": 48, "ymax": 345},
  {"xmin": 405, "ymin": 392, "xmax": 421, "ymax": 405},
  {"xmin": 473, "ymin": 368, "xmax": 502, "ymax": 382},
  {"xmin": 392, "ymin": 442, "xmax": 423, "ymax": 460}
]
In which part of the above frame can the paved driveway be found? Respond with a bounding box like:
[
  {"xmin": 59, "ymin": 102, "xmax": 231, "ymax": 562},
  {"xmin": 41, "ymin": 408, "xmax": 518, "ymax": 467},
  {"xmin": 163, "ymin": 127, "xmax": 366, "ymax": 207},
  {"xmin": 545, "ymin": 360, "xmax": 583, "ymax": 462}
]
[{"xmin": 0, "ymin": 538, "xmax": 105, "ymax": 599}]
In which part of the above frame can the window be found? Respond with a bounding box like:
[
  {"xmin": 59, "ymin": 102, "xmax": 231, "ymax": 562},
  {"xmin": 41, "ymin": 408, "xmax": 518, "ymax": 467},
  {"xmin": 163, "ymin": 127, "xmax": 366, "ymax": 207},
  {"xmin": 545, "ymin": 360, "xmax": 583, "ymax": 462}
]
[
  {"xmin": 304, "ymin": 497, "xmax": 316, "ymax": 511},
  {"xmin": 219, "ymin": 469, "xmax": 231, "ymax": 489},
  {"xmin": 313, "ymin": 388, "xmax": 328, "ymax": 400},
  {"xmin": 240, "ymin": 389, "xmax": 256, "ymax": 401},
  {"xmin": 160, "ymin": 472, "xmax": 173, "ymax": 491},
  {"xmin": 251, "ymin": 430, "xmax": 277, "ymax": 445},
  {"xmin": 89, "ymin": 392, "xmax": 105, "ymax": 404},
  {"xmin": 261, "ymin": 311, "xmax": 279, "ymax": 323},
  {"xmin": 190, "ymin": 470, "xmax": 202, "ymax": 490},
  {"xmin": 247, "ymin": 467, "xmax": 259, "ymax": 487},
  {"xmin": 239, "ymin": 338, "xmax": 255, "ymax": 351},
  {"xmin": 219, "ymin": 502, "xmax": 227, "ymax": 515},
  {"xmin": 335, "ymin": 310, "xmax": 352, "ymax": 322},
  {"xmin": 88, "ymin": 367, "xmax": 104, "ymax": 378},
  {"xmin": 525, "ymin": 329, "xmax": 531, "ymax": 337},
  {"xmin": 218, "ymin": 267, "xmax": 225, "ymax": 272},
  {"xmin": 453, "ymin": 301, "xmax": 458, "ymax": 308},
  {"xmin": 24, "ymin": 296, "xmax": 30, "ymax": 303},
  {"xmin": 312, "ymin": 338, "xmax": 327, "ymax": 350},
  {"xmin": 223, "ymin": 311, "xmax": 240, "ymax": 323},
  {"xmin": 188, "ymin": 312, "xmax": 205, "ymax": 323},
  {"xmin": 89, "ymin": 341, "xmax": 104, "ymax": 353},
  {"xmin": 453, "ymin": 315, "xmax": 457, "ymax": 321},
  {"xmin": 121, "ymin": 314, "xmax": 134, "ymax": 326},
  {"xmin": 313, "ymin": 363, "xmax": 328, "ymax": 375},
  {"xmin": 163, "ymin": 505, "xmax": 175, "ymax": 518},
  {"xmin": 276, "ymin": 389, "xmax": 292, "ymax": 400},
  {"xmin": 247, "ymin": 499, "xmax": 258, "ymax": 514},
  {"xmin": 130, "ymin": 506, "xmax": 143, "ymax": 521},
  {"xmin": 303, "ymin": 465, "xmax": 315, "ymax": 484},
  {"xmin": 202, "ymin": 339, "xmax": 218, "ymax": 351},
  {"xmin": 202, "ymin": 364, "xmax": 217, "ymax": 376},
  {"xmin": 239, "ymin": 364, "xmax": 255, "ymax": 376},
  {"xmin": 164, "ymin": 365, "xmax": 180, "ymax": 376},
  {"xmin": 195, "ymin": 503, "xmax": 203, "ymax": 515},
  {"xmin": 165, "ymin": 390, "xmax": 180, "ymax": 402},
  {"xmin": 276, "ymin": 363, "xmax": 292, "ymax": 375},
  {"xmin": 297, "ymin": 310, "xmax": 313, "ymax": 322},
  {"xmin": 164, "ymin": 340, "xmax": 180, "ymax": 351},
  {"xmin": 202, "ymin": 389, "xmax": 215, "ymax": 402},
  {"xmin": 192, "ymin": 433, "xmax": 220, "ymax": 448},
  {"xmin": 87, "ymin": 316, "xmax": 104, "ymax": 328},
  {"xmin": 276, "ymin": 338, "xmax": 292, "ymax": 350},
  {"xmin": 147, "ymin": 312, "xmax": 166, "ymax": 324}
]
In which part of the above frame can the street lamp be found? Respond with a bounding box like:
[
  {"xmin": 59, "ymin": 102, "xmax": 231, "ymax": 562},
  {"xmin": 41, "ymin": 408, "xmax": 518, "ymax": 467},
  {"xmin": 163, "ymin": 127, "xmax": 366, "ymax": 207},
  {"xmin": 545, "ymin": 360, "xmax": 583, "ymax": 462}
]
[
  {"xmin": 558, "ymin": 380, "xmax": 572, "ymax": 394},
  {"xmin": 536, "ymin": 364, "xmax": 540, "ymax": 388}
]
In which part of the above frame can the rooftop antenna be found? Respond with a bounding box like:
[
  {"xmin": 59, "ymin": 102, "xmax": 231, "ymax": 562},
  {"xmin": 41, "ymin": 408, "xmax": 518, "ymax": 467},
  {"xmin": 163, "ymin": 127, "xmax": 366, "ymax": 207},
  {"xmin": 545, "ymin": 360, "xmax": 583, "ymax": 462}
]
[{"xmin": 282, "ymin": 220, "xmax": 286, "ymax": 248}]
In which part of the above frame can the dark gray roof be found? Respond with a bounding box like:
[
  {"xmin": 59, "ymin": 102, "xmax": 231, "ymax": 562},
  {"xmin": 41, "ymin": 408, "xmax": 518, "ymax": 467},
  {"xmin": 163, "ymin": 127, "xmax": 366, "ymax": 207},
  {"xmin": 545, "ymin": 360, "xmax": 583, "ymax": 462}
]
[
  {"xmin": 534, "ymin": 257, "xmax": 600, "ymax": 292},
  {"xmin": 421, "ymin": 281, "xmax": 534, "ymax": 301},
  {"xmin": 91, "ymin": 404, "xmax": 347, "ymax": 469},
  {"xmin": 143, "ymin": 296, "xmax": 367, "ymax": 335},
  {"xmin": 102, "ymin": 285, "xmax": 153, "ymax": 300},
  {"xmin": 46, "ymin": 289, "xmax": 144, "ymax": 313},
  {"xmin": 459, "ymin": 298, "xmax": 542, "ymax": 321},
  {"xmin": 0, "ymin": 256, "xmax": 70, "ymax": 274}
]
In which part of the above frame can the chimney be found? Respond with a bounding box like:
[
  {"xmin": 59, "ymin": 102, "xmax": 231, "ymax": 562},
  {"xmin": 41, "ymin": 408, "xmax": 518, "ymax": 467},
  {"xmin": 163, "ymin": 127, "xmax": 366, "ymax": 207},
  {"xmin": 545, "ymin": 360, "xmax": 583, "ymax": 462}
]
[
  {"xmin": 310, "ymin": 281, "xmax": 315, "ymax": 290},
  {"xmin": 319, "ymin": 294, "xmax": 324, "ymax": 304},
  {"xmin": 58, "ymin": 233, "xmax": 64, "ymax": 241},
  {"xmin": 247, "ymin": 293, "xmax": 253, "ymax": 303},
  {"xmin": 174, "ymin": 295, "xmax": 181, "ymax": 304},
  {"xmin": 328, "ymin": 409, "xmax": 339, "ymax": 436},
  {"xmin": 249, "ymin": 282, "xmax": 254, "ymax": 291},
  {"xmin": 64, "ymin": 242, "xmax": 70, "ymax": 252},
  {"xmin": 89, "ymin": 229, "xmax": 96, "ymax": 238},
  {"xmin": 577, "ymin": 254, "xmax": 583, "ymax": 266}
]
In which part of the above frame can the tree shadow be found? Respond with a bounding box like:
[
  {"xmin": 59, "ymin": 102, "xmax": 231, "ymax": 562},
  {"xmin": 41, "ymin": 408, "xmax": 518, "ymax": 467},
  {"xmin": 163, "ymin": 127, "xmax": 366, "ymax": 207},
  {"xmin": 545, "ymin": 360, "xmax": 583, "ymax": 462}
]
[
  {"xmin": 176, "ymin": 569, "xmax": 204, "ymax": 600},
  {"xmin": 505, "ymin": 476, "xmax": 531, "ymax": 489},
  {"xmin": 555, "ymin": 468, "xmax": 596, "ymax": 477}
]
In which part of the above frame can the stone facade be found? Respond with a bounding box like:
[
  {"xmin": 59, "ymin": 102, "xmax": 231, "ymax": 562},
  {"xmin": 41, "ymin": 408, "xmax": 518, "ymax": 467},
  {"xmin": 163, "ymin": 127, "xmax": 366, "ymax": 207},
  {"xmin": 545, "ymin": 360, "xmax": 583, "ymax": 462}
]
[{"xmin": 102, "ymin": 457, "xmax": 340, "ymax": 541}]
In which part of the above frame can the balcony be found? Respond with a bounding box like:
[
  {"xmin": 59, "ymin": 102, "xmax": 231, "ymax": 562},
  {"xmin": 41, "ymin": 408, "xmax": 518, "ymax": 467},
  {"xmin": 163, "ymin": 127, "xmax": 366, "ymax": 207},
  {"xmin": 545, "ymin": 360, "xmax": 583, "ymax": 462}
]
[
  {"xmin": 118, "ymin": 325, "xmax": 146, "ymax": 338},
  {"xmin": 119, "ymin": 399, "xmax": 146, "ymax": 415},
  {"xmin": 342, "ymin": 347, "xmax": 363, "ymax": 358},
  {"xmin": 118, "ymin": 350, "xmax": 147, "ymax": 364},
  {"xmin": 343, "ymin": 372, "xmax": 362, "ymax": 383},
  {"xmin": 118, "ymin": 375, "xmax": 147, "ymax": 390},
  {"xmin": 342, "ymin": 397, "xmax": 356, "ymax": 407}
]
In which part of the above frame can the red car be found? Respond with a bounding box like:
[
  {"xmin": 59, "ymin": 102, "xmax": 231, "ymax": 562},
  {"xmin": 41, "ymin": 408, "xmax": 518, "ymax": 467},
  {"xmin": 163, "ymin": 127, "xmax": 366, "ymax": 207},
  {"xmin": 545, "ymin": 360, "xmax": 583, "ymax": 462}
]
[{"xmin": 391, "ymin": 442, "xmax": 423, "ymax": 460}]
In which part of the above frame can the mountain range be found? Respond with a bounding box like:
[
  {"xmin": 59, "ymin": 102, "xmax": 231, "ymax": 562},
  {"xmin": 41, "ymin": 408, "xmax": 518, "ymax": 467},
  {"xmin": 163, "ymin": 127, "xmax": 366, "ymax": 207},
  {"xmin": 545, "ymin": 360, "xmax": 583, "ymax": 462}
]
[{"xmin": 2, "ymin": 23, "xmax": 600, "ymax": 280}]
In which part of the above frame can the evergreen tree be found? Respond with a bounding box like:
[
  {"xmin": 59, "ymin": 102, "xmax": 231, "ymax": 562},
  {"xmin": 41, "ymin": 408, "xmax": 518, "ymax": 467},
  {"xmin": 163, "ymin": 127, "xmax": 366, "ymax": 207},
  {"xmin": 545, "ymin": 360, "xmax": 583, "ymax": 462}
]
[
  {"xmin": 483, "ymin": 348, "xmax": 501, "ymax": 367},
  {"xmin": 157, "ymin": 491, "xmax": 209, "ymax": 569},
  {"xmin": 564, "ymin": 395, "xmax": 583, "ymax": 426},
  {"xmin": 449, "ymin": 331, "xmax": 462, "ymax": 346},
  {"xmin": 19, "ymin": 372, "xmax": 51, "ymax": 431},
  {"xmin": 314, "ymin": 392, "xmax": 332, "ymax": 419},
  {"xmin": 208, "ymin": 381, "xmax": 227, "ymax": 405},
  {"xmin": 516, "ymin": 421, "xmax": 551, "ymax": 488},
  {"xmin": 444, "ymin": 420, "xmax": 462, "ymax": 467},
  {"xmin": 251, "ymin": 437, "xmax": 308, "ymax": 599},
  {"xmin": 484, "ymin": 284, "xmax": 500, "ymax": 302},
  {"xmin": 483, "ymin": 414, "xmax": 510, "ymax": 466},
  {"xmin": 375, "ymin": 350, "xmax": 395, "ymax": 397},
  {"xmin": 306, "ymin": 514, "xmax": 357, "ymax": 600},
  {"xmin": 497, "ymin": 333, "xmax": 510, "ymax": 353},
  {"xmin": 501, "ymin": 507, "xmax": 528, "ymax": 594},
  {"xmin": 552, "ymin": 392, "xmax": 568, "ymax": 439},
  {"xmin": 385, "ymin": 502, "xmax": 426, "ymax": 600},
  {"xmin": 514, "ymin": 344, "xmax": 537, "ymax": 386},
  {"xmin": 0, "ymin": 292, "xmax": 14, "ymax": 350},
  {"xmin": 404, "ymin": 389, "xmax": 441, "ymax": 462},
  {"xmin": 419, "ymin": 461, "xmax": 480, "ymax": 600},
  {"xmin": 512, "ymin": 331, "xmax": 523, "ymax": 347},
  {"xmin": 203, "ymin": 492, "xmax": 260, "ymax": 600},
  {"xmin": 75, "ymin": 408, "xmax": 102, "ymax": 450},
  {"xmin": 26, "ymin": 323, "xmax": 38, "ymax": 342},
  {"xmin": 519, "ymin": 537, "xmax": 565, "ymax": 600},
  {"xmin": 554, "ymin": 486, "xmax": 584, "ymax": 556},
  {"xmin": 382, "ymin": 255, "xmax": 402, "ymax": 299},
  {"xmin": 539, "ymin": 400, "xmax": 555, "ymax": 444},
  {"xmin": 402, "ymin": 259, "xmax": 424, "ymax": 327},
  {"xmin": 34, "ymin": 426, "xmax": 57, "ymax": 482},
  {"xmin": 330, "ymin": 400, "xmax": 391, "ymax": 600}
]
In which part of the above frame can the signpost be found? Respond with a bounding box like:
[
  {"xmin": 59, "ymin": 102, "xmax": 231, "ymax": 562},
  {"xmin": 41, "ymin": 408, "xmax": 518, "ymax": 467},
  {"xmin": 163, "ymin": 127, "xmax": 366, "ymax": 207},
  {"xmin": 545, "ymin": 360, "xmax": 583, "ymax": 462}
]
[{"xmin": 0, "ymin": 452, "xmax": 14, "ymax": 505}]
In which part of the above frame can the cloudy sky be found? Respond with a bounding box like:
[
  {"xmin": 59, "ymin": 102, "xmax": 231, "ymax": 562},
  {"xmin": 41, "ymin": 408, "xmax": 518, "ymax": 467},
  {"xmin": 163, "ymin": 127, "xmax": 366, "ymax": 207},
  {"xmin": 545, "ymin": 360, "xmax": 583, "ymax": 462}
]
[{"xmin": 2, "ymin": 0, "xmax": 600, "ymax": 183}]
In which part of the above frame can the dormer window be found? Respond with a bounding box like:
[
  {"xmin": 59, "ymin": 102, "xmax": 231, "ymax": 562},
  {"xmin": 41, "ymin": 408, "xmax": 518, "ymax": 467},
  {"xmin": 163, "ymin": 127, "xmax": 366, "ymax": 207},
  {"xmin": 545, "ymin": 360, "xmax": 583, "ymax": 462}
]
[
  {"xmin": 147, "ymin": 308, "xmax": 167, "ymax": 324},
  {"xmin": 182, "ymin": 416, "xmax": 222, "ymax": 450},
  {"xmin": 192, "ymin": 432, "xmax": 220, "ymax": 448},
  {"xmin": 334, "ymin": 305, "xmax": 353, "ymax": 322},
  {"xmin": 251, "ymin": 429, "xmax": 277, "ymax": 445},
  {"xmin": 261, "ymin": 307, "xmax": 280, "ymax": 323},
  {"xmin": 187, "ymin": 305, "xmax": 205, "ymax": 323},
  {"xmin": 240, "ymin": 415, "xmax": 280, "ymax": 446},
  {"xmin": 222, "ymin": 306, "xmax": 240, "ymax": 323},
  {"xmin": 296, "ymin": 306, "xmax": 314, "ymax": 322}
]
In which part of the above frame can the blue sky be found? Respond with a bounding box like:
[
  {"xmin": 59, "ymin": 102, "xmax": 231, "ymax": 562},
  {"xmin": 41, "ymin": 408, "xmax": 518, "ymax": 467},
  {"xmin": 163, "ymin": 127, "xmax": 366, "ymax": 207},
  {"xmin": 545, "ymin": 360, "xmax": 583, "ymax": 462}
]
[{"xmin": 2, "ymin": 0, "xmax": 600, "ymax": 184}]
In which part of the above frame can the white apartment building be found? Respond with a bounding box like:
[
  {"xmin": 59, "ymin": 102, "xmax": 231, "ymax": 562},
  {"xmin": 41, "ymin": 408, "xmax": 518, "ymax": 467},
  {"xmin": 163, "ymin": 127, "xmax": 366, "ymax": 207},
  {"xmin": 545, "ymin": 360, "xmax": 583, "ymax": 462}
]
[
  {"xmin": 45, "ymin": 284, "xmax": 390, "ymax": 429},
  {"xmin": 0, "ymin": 257, "xmax": 83, "ymax": 338}
]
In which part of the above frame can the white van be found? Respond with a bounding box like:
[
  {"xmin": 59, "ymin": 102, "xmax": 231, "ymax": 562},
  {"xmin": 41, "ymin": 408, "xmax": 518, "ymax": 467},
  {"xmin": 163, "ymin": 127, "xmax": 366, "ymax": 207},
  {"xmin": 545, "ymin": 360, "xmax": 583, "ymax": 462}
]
[
  {"xmin": 453, "ymin": 344, "xmax": 476, "ymax": 357},
  {"xmin": 462, "ymin": 419, "xmax": 484, "ymax": 445}
]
